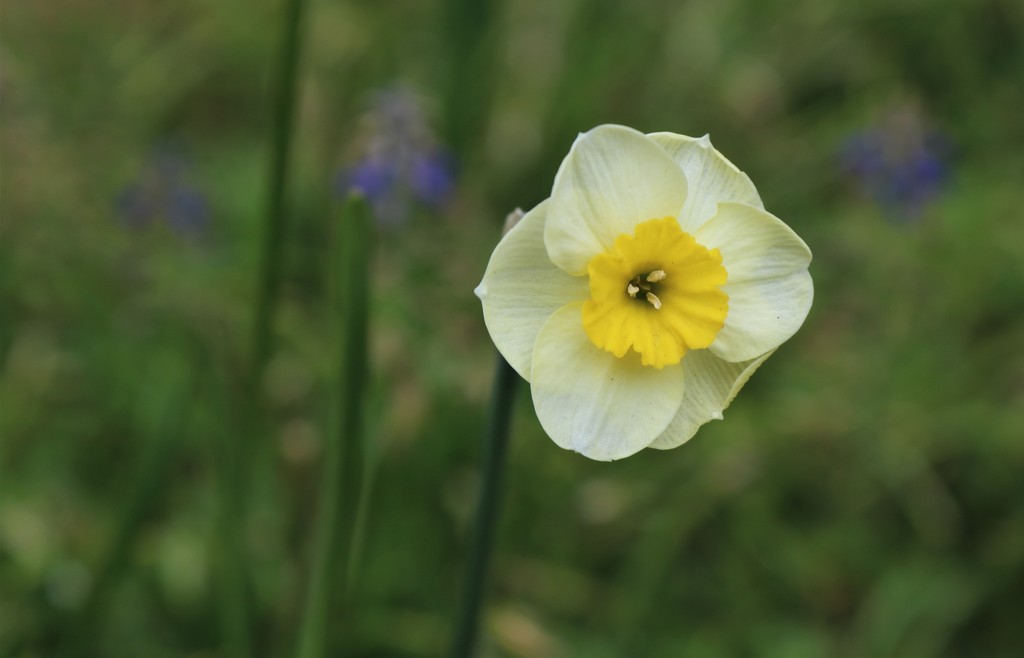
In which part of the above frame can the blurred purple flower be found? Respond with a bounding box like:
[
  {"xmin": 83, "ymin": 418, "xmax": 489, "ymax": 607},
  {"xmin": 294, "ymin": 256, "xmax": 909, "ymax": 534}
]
[
  {"xmin": 409, "ymin": 151, "xmax": 455, "ymax": 207},
  {"xmin": 839, "ymin": 104, "xmax": 950, "ymax": 222},
  {"xmin": 116, "ymin": 149, "xmax": 210, "ymax": 238},
  {"xmin": 336, "ymin": 87, "xmax": 455, "ymax": 228}
]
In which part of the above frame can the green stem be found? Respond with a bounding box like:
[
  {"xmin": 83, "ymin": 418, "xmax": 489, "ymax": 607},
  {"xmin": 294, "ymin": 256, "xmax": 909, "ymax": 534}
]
[
  {"xmin": 296, "ymin": 195, "xmax": 372, "ymax": 658},
  {"xmin": 214, "ymin": 412, "xmax": 253, "ymax": 658},
  {"xmin": 253, "ymin": 0, "xmax": 308, "ymax": 369},
  {"xmin": 229, "ymin": 0, "xmax": 306, "ymax": 653},
  {"xmin": 345, "ymin": 431, "xmax": 377, "ymax": 592},
  {"xmin": 440, "ymin": 0, "xmax": 500, "ymax": 154},
  {"xmin": 451, "ymin": 355, "xmax": 518, "ymax": 658}
]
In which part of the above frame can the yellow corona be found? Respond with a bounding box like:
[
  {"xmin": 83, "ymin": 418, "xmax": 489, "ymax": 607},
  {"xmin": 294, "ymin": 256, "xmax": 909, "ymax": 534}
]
[{"xmin": 583, "ymin": 217, "xmax": 728, "ymax": 368}]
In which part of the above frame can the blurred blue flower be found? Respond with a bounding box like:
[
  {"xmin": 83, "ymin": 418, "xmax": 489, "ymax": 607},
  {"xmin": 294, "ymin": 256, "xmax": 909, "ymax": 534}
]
[
  {"xmin": 116, "ymin": 148, "xmax": 210, "ymax": 238},
  {"xmin": 336, "ymin": 87, "xmax": 455, "ymax": 228},
  {"xmin": 839, "ymin": 104, "xmax": 949, "ymax": 222}
]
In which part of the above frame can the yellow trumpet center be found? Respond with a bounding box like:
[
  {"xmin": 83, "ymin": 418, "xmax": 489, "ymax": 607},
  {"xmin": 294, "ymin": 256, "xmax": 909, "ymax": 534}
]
[{"xmin": 582, "ymin": 217, "xmax": 729, "ymax": 368}]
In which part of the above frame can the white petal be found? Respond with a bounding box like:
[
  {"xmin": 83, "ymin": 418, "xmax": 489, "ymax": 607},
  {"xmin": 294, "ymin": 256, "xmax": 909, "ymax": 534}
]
[
  {"xmin": 544, "ymin": 125, "xmax": 688, "ymax": 275},
  {"xmin": 649, "ymin": 349, "xmax": 775, "ymax": 450},
  {"xmin": 476, "ymin": 201, "xmax": 589, "ymax": 381},
  {"xmin": 648, "ymin": 132, "xmax": 763, "ymax": 234},
  {"xmin": 695, "ymin": 201, "xmax": 811, "ymax": 283},
  {"xmin": 709, "ymin": 269, "xmax": 813, "ymax": 362},
  {"xmin": 530, "ymin": 302, "xmax": 686, "ymax": 461}
]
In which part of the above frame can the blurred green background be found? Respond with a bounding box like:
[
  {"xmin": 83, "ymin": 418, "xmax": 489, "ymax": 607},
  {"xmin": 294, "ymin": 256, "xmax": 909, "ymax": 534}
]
[{"xmin": 2, "ymin": 0, "xmax": 1024, "ymax": 656}]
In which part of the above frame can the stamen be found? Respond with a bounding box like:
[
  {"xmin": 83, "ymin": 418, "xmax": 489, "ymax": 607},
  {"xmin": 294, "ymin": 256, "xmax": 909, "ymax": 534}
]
[
  {"xmin": 646, "ymin": 270, "xmax": 667, "ymax": 283},
  {"xmin": 627, "ymin": 283, "xmax": 640, "ymax": 298},
  {"xmin": 645, "ymin": 292, "xmax": 662, "ymax": 310}
]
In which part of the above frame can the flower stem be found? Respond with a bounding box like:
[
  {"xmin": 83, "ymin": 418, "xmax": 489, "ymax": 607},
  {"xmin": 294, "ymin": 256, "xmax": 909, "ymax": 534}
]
[
  {"xmin": 214, "ymin": 436, "xmax": 253, "ymax": 658},
  {"xmin": 440, "ymin": 0, "xmax": 498, "ymax": 154},
  {"xmin": 451, "ymin": 354, "xmax": 518, "ymax": 658},
  {"xmin": 229, "ymin": 0, "xmax": 306, "ymax": 653},
  {"xmin": 253, "ymin": 0, "xmax": 308, "ymax": 369},
  {"xmin": 296, "ymin": 195, "xmax": 372, "ymax": 658}
]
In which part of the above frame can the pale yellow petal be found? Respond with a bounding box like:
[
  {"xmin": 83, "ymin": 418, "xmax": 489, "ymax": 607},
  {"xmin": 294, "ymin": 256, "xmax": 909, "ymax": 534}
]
[
  {"xmin": 695, "ymin": 201, "xmax": 811, "ymax": 283},
  {"xmin": 649, "ymin": 349, "xmax": 776, "ymax": 450},
  {"xmin": 531, "ymin": 302, "xmax": 685, "ymax": 461},
  {"xmin": 544, "ymin": 125, "xmax": 688, "ymax": 275},
  {"xmin": 709, "ymin": 269, "xmax": 813, "ymax": 362},
  {"xmin": 476, "ymin": 201, "xmax": 589, "ymax": 380},
  {"xmin": 648, "ymin": 132, "xmax": 763, "ymax": 234}
]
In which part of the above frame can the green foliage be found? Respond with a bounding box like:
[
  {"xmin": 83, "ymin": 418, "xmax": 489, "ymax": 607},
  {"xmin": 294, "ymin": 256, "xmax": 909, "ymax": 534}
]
[{"xmin": 2, "ymin": 0, "xmax": 1023, "ymax": 656}]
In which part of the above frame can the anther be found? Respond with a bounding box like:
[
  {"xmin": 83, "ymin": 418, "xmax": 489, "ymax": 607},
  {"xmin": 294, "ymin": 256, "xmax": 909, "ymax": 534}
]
[
  {"xmin": 646, "ymin": 270, "xmax": 667, "ymax": 283},
  {"xmin": 645, "ymin": 292, "xmax": 662, "ymax": 310},
  {"xmin": 626, "ymin": 283, "xmax": 640, "ymax": 298}
]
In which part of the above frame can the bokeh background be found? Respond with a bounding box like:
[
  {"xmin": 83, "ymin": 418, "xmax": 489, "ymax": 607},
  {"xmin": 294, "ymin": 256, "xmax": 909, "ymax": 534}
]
[{"xmin": 2, "ymin": 0, "xmax": 1024, "ymax": 656}]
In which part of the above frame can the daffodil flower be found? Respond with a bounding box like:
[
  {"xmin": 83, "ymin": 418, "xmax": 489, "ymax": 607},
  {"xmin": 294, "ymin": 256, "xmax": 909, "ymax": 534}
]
[{"xmin": 475, "ymin": 125, "xmax": 812, "ymax": 461}]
